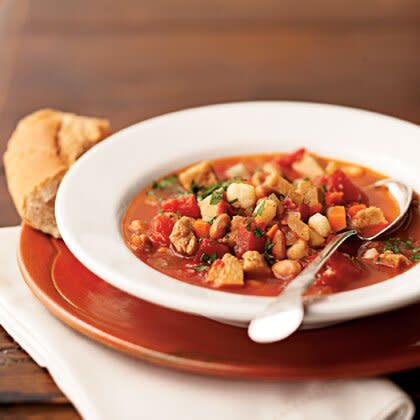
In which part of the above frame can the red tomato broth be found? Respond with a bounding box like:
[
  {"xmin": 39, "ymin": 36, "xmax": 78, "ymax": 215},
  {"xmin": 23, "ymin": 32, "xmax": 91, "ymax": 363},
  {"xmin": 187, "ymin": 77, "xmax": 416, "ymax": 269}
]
[{"xmin": 122, "ymin": 153, "xmax": 419, "ymax": 297}]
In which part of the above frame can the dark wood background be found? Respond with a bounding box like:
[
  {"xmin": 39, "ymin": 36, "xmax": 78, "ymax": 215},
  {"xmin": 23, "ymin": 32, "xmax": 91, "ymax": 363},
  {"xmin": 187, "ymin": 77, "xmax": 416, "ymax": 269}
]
[{"xmin": 0, "ymin": 0, "xmax": 419, "ymax": 418}]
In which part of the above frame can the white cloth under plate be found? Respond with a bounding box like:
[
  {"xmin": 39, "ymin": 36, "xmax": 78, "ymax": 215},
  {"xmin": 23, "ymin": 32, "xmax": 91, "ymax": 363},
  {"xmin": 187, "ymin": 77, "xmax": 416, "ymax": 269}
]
[{"xmin": 0, "ymin": 226, "xmax": 415, "ymax": 420}]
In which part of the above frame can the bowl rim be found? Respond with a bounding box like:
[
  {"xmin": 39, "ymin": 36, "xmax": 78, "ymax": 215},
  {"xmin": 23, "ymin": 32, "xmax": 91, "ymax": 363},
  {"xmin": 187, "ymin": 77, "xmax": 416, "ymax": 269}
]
[{"xmin": 55, "ymin": 100, "xmax": 420, "ymax": 325}]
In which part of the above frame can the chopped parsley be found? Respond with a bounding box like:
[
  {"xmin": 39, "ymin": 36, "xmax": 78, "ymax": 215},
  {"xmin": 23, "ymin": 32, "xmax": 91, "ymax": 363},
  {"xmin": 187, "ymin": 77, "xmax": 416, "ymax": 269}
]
[
  {"xmin": 263, "ymin": 242, "xmax": 276, "ymax": 266},
  {"xmin": 246, "ymin": 220, "xmax": 252, "ymax": 231},
  {"xmin": 194, "ymin": 264, "xmax": 209, "ymax": 272},
  {"xmin": 199, "ymin": 182, "xmax": 228, "ymax": 200},
  {"xmin": 253, "ymin": 226, "xmax": 264, "ymax": 238},
  {"xmin": 207, "ymin": 216, "xmax": 217, "ymax": 225},
  {"xmin": 384, "ymin": 239, "xmax": 400, "ymax": 254},
  {"xmin": 201, "ymin": 252, "xmax": 218, "ymax": 265},
  {"xmin": 152, "ymin": 174, "xmax": 178, "ymax": 190},
  {"xmin": 194, "ymin": 253, "xmax": 218, "ymax": 273},
  {"xmin": 384, "ymin": 238, "xmax": 415, "ymax": 254},
  {"xmin": 400, "ymin": 240, "xmax": 413, "ymax": 249},
  {"xmin": 191, "ymin": 180, "xmax": 200, "ymax": 196},
  {"xmin": 210, "ymin": 189, "xmax": 224, "ymax": 205},
  {"xmin": 255, "ymin": 200, "xmax": 265, "ymax": 216},
  {"xmin": 303, "ymin": 177, "xmax": 310, "ymax": 182},
  {"xmin": 197, "ymin": 178, "xmax": 243, "ymax": 201},
  {"xmin": 228, "ymin": 198, "xmax": 238, "ymax": 205},
  {"xmin": 383, "ymin": 238, "xmax": 420, "ymax": 262}
]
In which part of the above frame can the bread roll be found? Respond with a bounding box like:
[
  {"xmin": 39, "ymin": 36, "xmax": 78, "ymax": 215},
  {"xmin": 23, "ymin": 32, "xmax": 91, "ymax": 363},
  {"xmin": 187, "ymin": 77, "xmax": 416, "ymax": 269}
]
[{"xmin": 3, "ymin": 109, "xmax": 110, "ymax": 237}]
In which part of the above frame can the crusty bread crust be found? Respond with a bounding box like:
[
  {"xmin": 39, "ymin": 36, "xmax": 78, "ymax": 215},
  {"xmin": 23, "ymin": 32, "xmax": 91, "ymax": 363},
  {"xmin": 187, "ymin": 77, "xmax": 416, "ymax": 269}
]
[{"xmin": 3, "ymin": 109, "xmax": 110, "ymax": 237}]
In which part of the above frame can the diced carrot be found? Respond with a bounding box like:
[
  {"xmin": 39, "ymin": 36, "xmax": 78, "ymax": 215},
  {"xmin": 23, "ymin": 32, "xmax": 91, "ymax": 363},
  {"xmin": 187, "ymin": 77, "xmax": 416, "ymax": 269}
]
[
  {"xmin": 327, "ymin": 206, "xmax": 347, "ymax": 232},
  {"xmin": 348, "ymin": 203, "xmax": 367, "ymax": 218},
  {"xmin": 193, "ymin": 220, "xmax": 210, "ymax": 238},
  {"xmin": 266, "ymin": 224, "xmax": 279, "ymax": 240}
]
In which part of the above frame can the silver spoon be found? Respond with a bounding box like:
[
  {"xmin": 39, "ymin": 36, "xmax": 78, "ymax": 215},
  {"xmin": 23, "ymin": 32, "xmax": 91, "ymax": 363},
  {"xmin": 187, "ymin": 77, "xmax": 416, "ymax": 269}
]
[{"xmin": 248, "ymin": 179, "xmax": 413, "ymax": 344}]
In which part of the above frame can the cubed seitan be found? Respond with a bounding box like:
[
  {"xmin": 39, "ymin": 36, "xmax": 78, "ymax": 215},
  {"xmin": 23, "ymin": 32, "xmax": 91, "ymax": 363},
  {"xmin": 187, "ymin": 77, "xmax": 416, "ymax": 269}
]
[
  {"xmin": 198, "ymin": 192, "xmax": 223, "ymax": 221},
  {"xmin": 378, "ymin": 251, "xmax": 410, "ymax": 269},
  {"xmin": 287, "ymin": 212, "xmax": 311, "ymax": 241},
  {"xmin": 207, "ymin": 253, "xmax": 244, "ymax": 287},
  {"xmin": 296, "ymin": 179, "xmax": 320, "ymax": 208},
  {"xmin": 351, "ymin": 207, "xmax": 387, "ymax": 229},
  {"xmin": 178, "ymin": 161, "xmax": 218, "ymax": 191},
  {"xmin": 292, "ymin": 153, "xmax": 325, "ymax": 178},
  {"xmin": 169, "ymin": 216, "xmax": 198, "ymax": 255},
  {"xmin": 242, "ymin": 251, "xmax": 271, "ymax": 276},
  {"xmin": 274, "ymin": 177, "xmax": 303, "ymax": 204}
]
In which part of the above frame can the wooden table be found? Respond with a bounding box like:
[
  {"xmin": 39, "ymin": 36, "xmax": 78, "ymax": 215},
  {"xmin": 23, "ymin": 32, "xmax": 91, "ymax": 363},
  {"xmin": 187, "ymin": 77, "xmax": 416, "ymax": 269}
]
[{"xmin": 0, "ymin": 0, "xmax": 419, "ymax": 418}]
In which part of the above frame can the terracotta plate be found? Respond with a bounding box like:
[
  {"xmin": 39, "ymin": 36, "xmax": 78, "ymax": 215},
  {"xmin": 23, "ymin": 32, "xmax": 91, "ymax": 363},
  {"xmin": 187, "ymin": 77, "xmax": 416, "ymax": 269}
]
[{"xmin": 18, "ymin": 225, "xmax": 420, "ymax": 379}]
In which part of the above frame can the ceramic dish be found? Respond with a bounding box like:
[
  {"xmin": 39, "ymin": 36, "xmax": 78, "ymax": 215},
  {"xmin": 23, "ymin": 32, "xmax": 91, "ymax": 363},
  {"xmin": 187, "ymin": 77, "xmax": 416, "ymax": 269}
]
[
  {"xmin": 18, "ymin": 224, "xmax": 420, "ymax": 378},
  {"xmin": 55, "ymin": 101, "xmax": 420, "ymax": 327}
]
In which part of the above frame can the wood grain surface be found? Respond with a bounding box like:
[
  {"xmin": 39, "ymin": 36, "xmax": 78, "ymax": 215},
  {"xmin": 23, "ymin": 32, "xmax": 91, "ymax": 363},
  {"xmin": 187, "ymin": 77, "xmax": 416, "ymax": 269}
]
[{"xmin": 0, "ymin": 0, "xmax": 419, "ymax": 418}]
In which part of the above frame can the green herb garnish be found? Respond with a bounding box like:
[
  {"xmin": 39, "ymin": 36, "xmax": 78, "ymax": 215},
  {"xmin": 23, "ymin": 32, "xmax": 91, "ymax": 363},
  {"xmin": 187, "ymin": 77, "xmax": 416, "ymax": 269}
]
[
  {"xmin": 262, "ymin": 242, "xmax": 276, "ymax": 266},
  {"xmin": 246, "ymin": 220, "xmax": 252, "ymax": 231},
  {"xmin": 152, "ymin": 174, "xmax": 178, "ymax": 190},
  {"xmin": 253, "ymin": 226, "xmax": 264, "ymax": 238},
  {"xmin": 383, "ymin": 238, "xmax": 415, "ymax": 254},
  {"xmin": 201, "ymin": 252, "xmax": 218, "ymax": 265},
  {"xmin": 412, "ymin": 254, "xmax": 420, "ymax": 262},
  {"xmin": 228, "ymin": 198, "xmax": 238, "ymax": 205},
  {"xmin": 400, "ymin": 240, "xmax": 413, "ymax": 249},
  {"xmin": 255, "ymin": 200, "xmax": 265, "ymax": 216},
  {"xmin": 412, "ymin": 247, "xmax": 420, "ymax": 254},
  {"xmin": 208, "ymin": 216, "xmax": 217, "ymax": 225},
  {"xmin": 199, "ymin": 182, "xmax": 227, "ymax": 200},
  {"xmin": 194, "ymin": 265, "xmax": 209, "ymax": 272},
  {"xmin": 210, "ymin": 190, "xmax": 224, "ymax": 205},
  {"xmin": 191, "ymin": 180, "xmax": 200, "ymax": 196},
  {"xmin": 384, "ymin": 239, "xmax": 400, "ymax": 254}
]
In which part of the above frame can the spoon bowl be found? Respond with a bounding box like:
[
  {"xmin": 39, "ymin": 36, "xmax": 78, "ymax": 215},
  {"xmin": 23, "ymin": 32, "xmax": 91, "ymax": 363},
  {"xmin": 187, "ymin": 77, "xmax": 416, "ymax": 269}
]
[{"xmin": 248, "ymin": 178, "xmax": 413, "ymax": 344}]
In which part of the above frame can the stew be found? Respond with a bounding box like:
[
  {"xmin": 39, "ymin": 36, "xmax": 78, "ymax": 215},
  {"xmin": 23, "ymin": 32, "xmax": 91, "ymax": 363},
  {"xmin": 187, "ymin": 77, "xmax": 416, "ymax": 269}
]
[{"xmin": 123, "ymin": 149, "xmax": 420, "ymax": 296}]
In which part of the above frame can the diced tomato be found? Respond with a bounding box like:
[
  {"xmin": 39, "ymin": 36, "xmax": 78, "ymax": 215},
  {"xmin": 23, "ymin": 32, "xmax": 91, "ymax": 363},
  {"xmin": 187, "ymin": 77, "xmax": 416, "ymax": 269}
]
[
  {"xmin": 315, "ymin": 252, "xmax": 361, "ymax": 291},
  {"xmin": 326, "ymin": 169, "xmax": 362, "ymax": 203},
  {"xmin": 234, "ymin": 220, "xmax": 266, "ymax": 257},
  {"xmin": 218, "ymin": 199, "xmax": 235, "ymax": 216},
  {"xmin": 348, "ymin": 203, "xmax": 367, "ymax": 217},
  {"xmin": 162, "ymin": 194, "xmax": 200, "ymax": 218},
  {"xmin": 195, "ymin": 238, "xmax": 230, "ymax": 262},
  {"xmin": 282, "ymin": 198, "xmax": 298, "ymax": 212},
  {"xmin": 298, "ymin": 203, "xmax": 310, "ymax": 221},
  {"xmin": 312, "ymin": 175, "xmax": 327, "ymax": 188},
  {"xmin": 325, "ymin": 191, "xmax": 344, "ymax": 207},
  {"xmin": 277, "ymin": 148, "xmax": 306, "ymax": 168},
  {"xmin": 309, "ymin": 203, "xmax": 323, "ymax": 216},
  {"xmin": 149, "ymin": 214, "xmax": 176, "ymax": 246}
]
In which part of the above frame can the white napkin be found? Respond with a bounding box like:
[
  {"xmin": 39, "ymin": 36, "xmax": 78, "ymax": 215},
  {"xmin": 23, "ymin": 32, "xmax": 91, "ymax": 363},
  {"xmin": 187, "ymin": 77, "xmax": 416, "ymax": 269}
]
[{"xmin": 0, "ymin": 226, "xmax": 415, "ymax": 420}]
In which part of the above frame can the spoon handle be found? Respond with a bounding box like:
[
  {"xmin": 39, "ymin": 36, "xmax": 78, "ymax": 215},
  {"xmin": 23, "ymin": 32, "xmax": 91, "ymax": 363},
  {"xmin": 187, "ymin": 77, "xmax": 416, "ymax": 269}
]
[{"xmin": 248, "ymin": 229, "xmax": 357, "ymax": 343}]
